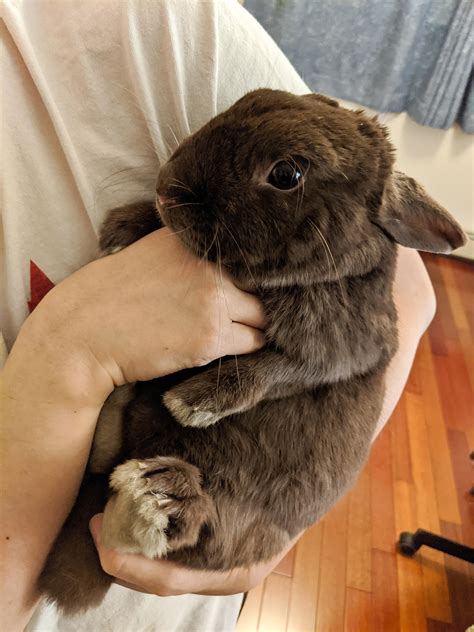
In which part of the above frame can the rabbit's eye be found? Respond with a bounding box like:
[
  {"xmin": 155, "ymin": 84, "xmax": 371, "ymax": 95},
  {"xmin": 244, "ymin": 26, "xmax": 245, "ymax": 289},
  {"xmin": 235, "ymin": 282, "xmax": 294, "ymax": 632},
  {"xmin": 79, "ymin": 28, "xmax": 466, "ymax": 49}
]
[{"xmin": 267, "ymin": 158, "xmax": 309, "ymax": 190}]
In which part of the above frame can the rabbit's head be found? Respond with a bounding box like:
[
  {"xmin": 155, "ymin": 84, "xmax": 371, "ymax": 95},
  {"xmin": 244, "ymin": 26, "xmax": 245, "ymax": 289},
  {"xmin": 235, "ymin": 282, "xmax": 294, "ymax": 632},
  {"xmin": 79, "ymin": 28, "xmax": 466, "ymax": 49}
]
[{"xmin": 156, "ymin": 89, "xmax": 466, "ymax": 287}]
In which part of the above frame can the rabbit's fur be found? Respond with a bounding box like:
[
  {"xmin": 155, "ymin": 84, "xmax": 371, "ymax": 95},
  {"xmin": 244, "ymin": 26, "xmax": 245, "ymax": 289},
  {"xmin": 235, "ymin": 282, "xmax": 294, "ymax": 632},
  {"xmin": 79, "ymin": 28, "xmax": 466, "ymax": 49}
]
[{"xmin": 39, "ymin": 90, "xmax": 466, "ymax": 613}]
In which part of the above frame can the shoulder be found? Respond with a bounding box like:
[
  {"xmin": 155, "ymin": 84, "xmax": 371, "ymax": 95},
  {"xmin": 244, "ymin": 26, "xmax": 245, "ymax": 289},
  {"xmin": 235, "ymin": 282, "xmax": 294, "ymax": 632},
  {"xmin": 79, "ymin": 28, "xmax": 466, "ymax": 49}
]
[{"xmin": 119, "ymin": 0, "xmax": 308, "ymax": 121}]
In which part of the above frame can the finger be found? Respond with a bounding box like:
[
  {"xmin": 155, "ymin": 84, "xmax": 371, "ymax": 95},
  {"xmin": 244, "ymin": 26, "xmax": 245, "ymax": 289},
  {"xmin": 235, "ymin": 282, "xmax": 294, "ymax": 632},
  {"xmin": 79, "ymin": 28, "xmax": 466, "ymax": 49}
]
[
  {"xmin": 89, "ymin": 513, "xmax": 104, "ymax": 542},
  {"xmin": 220, "ymin": 323, "xmax": 266, "ymax": 357},
  {"xmin": 91, "ymin": 512, "xmax": 245, "ymax": 596},
  {"xmin": 110, "ymin": 555, "xmax": 189, "ymax": 596},
  {"xmin": 211, "ymin": 268, "xmax": 266, "ymax": 330},
  {"xmin": 102, "ymin": 550, "xmax": 215, "ymax": 596},
  {"xmin": 225, "ymin": 288, "xmax": 267, "ymax": 330},
  {"xmin": 90, "ymin": 513, "xmax": 205, "ymax": 596},
  {"xmin": 112, "ymin": 554, "xmax": 243, "ymax": 597},
  {"xmin": 114, "ymin": 578, "xmax": 155, "ymax": 595}
]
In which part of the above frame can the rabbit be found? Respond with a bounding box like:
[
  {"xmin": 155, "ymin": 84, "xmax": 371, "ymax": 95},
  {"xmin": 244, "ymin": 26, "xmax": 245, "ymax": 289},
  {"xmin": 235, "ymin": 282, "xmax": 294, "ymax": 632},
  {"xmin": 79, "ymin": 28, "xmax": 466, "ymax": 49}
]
[{"xmin": 39, "ymin": 89, "xmax": 466, "ymax": 614}]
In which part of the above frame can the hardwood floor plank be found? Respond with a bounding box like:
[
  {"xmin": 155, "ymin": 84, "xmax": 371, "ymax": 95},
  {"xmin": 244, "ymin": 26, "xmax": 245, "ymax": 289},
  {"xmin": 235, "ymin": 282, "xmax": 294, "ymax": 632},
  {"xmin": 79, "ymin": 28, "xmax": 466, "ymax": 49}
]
[
  {"xmin": 424, "ymin": 256, "xmax": 459, "ymax": 345},
  {"xmin": 405, "ymin": 391, "xmax": 452, "ymax": 623},
  {"xmin": 346, "ymin": 465, "xmax": 372, "ymax": 592},
  {"xmin": 394, "ymin": 480, "xmax": 418, "ymax": 534},
  {"xmin": 418, "ymin": 341, "xmax": 462, "ymax": 525},
  {"xmin": 371, "ymin": 549, "xmax": 400, "ymax": 632},
  {"xmin": 446, "ymin": 430, "xmax": 474, "ymax": 547},
  {"xmin": 236, "ymin": 582, "xmax": 265, "ymax": 632},
  {"xmin": 394, "ymin": 479, "xmax": 428, "ymax": 632},
  {"xmin": 390, "ymin": 400, "xmax": 413, "ymax": 484},
  {"xmin": 235, "ymin": 582, "xmax": 265, "ymax": 632},
  {"xmin": 421, "ymin": 555, "xmax": 453, "ymax": 626},
  {"xmin": 344, "ymin": 587, "xmax": 372, "ymax": 632},
  {"xmin": 440, "ymin": 520, "xmax": 474, "ymax": 632},
  {"xmin": 442, "ymin": 256, "xmax": 474, "ymax": 335},
  {"xmin": 438, "ymin": 258, "xmax": 472, "ymax": 336},
  {"xmin": 425, "ymin": 257, "xmax": 452, "ymax": 358},
  {"xmin": 458, "ymin": 329, "xmax": 474, "ymax": 409},
  {"xmin": 258, "ymin": 574, "xmax": 291, "ymax": 632},
  {"xmin": 405, "ymin": 345, "xmax": 424, "ymax": 396},
  {"xmin": 435, "ymin": 343, "xmax": 474, "ymax": 438},
  {"xmin": 426, "ymin": 619, "xmax": 454, "ymax": 632},
  {"xmin": 315, "ymin": 495, "xmax": 349, "ymax": 632},
  {"xmin": 396, "ymin": 545, "xmax": 428, "ymax": 632},
  {"xmin": 428, "ymin": 308, "xmax": 449, "ymax": 357},
  {"xmin": 286, "ymin": 522, "xmax": 323, "ymax": 632},
  {"xmin": 370, "ymin": 427, "xmax": 396, "ymax": 552},
  {"xmin": 431, "ymin": 354, "xmax": 462, "ymax": 434}
]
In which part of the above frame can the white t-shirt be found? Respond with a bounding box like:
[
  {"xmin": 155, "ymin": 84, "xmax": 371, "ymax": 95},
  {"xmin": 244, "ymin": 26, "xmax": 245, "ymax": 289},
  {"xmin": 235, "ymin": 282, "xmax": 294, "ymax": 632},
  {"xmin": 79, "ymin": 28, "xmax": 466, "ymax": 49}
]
[{"xmin": 1, "ymin": 1, "xmax": 307, "ymax": 630}]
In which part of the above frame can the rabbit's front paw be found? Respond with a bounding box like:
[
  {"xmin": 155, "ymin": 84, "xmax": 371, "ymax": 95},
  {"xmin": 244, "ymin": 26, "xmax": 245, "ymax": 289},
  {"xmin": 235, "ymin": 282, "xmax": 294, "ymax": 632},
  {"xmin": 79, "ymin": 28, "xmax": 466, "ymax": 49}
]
[
  {"xmin": 163, "ymin": 366, "xmax": 254, "ymax": 428},
  {"xmin": 163, "ymin": 386, "xmax": 223, "ymax": 428}
]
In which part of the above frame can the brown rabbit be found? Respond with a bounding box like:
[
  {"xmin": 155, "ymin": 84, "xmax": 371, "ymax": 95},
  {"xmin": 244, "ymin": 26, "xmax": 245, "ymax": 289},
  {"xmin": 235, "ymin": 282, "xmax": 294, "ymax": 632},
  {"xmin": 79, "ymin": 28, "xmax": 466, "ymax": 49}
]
[{"xmin": 39, "ymin": 89, "xmax": 466, "ymax": 614}]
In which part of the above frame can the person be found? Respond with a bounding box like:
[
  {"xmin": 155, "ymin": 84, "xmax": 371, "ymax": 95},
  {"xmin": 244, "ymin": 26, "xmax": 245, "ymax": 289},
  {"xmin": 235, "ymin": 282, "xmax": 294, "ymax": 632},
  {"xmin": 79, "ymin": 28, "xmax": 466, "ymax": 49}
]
[{"xmin": 0, "ymin": 1, "xmax": 436, "ymax": 631}]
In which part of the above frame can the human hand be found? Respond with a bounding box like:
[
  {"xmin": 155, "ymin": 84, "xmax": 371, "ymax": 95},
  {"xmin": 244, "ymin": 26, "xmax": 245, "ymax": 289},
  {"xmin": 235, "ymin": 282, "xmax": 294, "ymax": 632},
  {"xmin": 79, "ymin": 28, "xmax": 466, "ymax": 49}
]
[
  {"xmin": 29, "ymin": 226, "xmax": 266, "ymax": 404},
  {"xmin": 89, "ymin": 514, "xmax": 299, "ymax": 596}
]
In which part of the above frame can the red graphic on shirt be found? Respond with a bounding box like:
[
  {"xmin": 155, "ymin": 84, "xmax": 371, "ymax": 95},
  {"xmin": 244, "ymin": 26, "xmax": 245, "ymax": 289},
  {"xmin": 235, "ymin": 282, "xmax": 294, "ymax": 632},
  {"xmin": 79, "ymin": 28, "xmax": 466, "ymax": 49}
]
[{"xmin": 28, "ymin": 261, "xmax": 55, "ymax": 313}]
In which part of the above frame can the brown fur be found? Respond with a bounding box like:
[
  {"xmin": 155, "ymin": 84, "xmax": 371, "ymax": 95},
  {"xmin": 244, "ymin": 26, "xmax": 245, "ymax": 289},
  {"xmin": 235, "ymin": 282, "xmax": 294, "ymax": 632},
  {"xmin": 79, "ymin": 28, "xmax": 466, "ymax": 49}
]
[{"xmin": 39, "ymin": 89, "xmax": 466, "ymax": 614}]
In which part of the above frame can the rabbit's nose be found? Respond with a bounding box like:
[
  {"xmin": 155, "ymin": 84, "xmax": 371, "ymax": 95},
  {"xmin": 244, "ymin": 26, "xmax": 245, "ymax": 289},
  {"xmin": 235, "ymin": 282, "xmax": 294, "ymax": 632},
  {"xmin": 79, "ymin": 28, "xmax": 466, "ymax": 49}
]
[
  {"xmin": 157, "ymin": 194, "xmax": 169, "ymax": 206},
  {"xmin": 157, "ymin": 194, "xmax": 176, "ymax": 208}
]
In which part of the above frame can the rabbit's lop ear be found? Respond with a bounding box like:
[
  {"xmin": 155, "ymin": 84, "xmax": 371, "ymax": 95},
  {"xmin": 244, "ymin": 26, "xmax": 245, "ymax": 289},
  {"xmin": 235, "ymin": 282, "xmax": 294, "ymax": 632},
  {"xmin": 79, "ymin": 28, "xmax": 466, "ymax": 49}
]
[{"xmin": 374, "ymin": 171, "xmax": 467, "ymax": 253}]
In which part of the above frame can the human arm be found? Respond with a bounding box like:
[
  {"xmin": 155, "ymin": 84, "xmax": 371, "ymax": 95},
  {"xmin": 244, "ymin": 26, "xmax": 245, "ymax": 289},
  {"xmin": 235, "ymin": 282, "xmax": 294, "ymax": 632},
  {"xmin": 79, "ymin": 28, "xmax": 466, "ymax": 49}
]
[
  {"xmin": 0, "ymin": 1, "xmax": 436, "ymax": 624},
  {"xmin": 86, "ymin": 245, "xmax": 436, "ymax": 597},
  {"xmin": 374, "ymin": 245, "xmax": 436, "ymax": 436},
  {"xmin": 0, "ymin": 228, "xmax": 266, "ymax": 631},
  {"xmin": 89, "ymin": 513, "xmax": 301, "ymax": 598}
]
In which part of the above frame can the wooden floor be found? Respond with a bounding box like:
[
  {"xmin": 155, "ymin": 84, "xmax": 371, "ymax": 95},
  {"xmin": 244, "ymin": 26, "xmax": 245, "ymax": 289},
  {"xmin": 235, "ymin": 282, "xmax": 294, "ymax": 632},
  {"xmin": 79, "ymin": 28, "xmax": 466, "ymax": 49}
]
[{"xmin": 236, "ymin": 254, "xmax": 474, "ymax": 632}]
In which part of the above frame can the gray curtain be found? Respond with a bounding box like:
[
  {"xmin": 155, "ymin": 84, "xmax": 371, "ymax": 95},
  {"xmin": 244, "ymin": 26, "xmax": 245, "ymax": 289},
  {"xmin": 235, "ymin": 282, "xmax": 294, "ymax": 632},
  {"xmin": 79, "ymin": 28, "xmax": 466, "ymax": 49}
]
[{"xmin": 245, "ymin": 0, "xmax": 473, "ymax": 133}]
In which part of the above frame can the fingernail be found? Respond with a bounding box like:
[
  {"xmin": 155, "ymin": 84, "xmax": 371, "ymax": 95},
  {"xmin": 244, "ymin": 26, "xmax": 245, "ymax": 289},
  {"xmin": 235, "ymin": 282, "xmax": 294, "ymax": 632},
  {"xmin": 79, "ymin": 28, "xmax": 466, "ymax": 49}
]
[{"xmin": 89, "ymin": 513, "xmax": 104, "ymax": 545}]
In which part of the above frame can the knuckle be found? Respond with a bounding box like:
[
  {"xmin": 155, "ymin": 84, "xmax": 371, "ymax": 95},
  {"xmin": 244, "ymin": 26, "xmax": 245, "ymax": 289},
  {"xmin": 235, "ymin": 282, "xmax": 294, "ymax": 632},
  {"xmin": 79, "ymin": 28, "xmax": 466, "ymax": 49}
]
[
  {"xmin": 155, "ymin": 587, "xmax": 174, "ymax": 597},
  {"xmin": 153, "ymin": 570, "xmax": 181, "ymax": 596},
  {"xmin": 199, "ymin": 278, "xmax": 228, "ymax": 316},
  {"xmin": 197, "ymin": 278, "xmax": 216, "ymax": 301},
  {"xmin": 98, "ymin": 548, "xmax": 124, "ymax": 577},
  {"xmin": 203, "ymin": 321, "xmax": 221, "ymax": 349},
  {"xmin": 192, "ymin": 323, "xmax": 222, "ymax": 365},
  {"xmin": 193, "ymin": 355, "xmax": 213, "ymax": 368}
]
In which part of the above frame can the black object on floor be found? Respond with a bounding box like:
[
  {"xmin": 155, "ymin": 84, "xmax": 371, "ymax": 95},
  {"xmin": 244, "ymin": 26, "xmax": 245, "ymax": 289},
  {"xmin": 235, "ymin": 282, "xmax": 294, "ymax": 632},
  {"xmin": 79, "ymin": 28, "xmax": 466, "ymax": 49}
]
[{"xmin": 398, "ymin": 529, "xmax": 474, "ymax": 563}]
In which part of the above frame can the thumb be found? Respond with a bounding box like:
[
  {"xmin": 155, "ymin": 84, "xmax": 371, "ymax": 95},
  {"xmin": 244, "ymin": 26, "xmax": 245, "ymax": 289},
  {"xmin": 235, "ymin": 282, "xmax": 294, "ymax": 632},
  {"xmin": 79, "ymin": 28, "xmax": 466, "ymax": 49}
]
[{"xmin": 89, "ymin": 513, "xmax": 104, "ymax": 547}]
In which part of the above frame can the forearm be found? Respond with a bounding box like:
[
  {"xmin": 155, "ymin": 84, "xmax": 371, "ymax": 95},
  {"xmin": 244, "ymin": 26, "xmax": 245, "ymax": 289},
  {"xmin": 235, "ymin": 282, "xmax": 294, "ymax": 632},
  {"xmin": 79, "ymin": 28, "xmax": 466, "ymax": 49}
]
[
  {"xmin": 374, "ymin": 246, "xmax": 436, "ymax": 437},
  {"xmin": 0, "ymin": 314, "xmax": 111, "ymax": 631}
]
